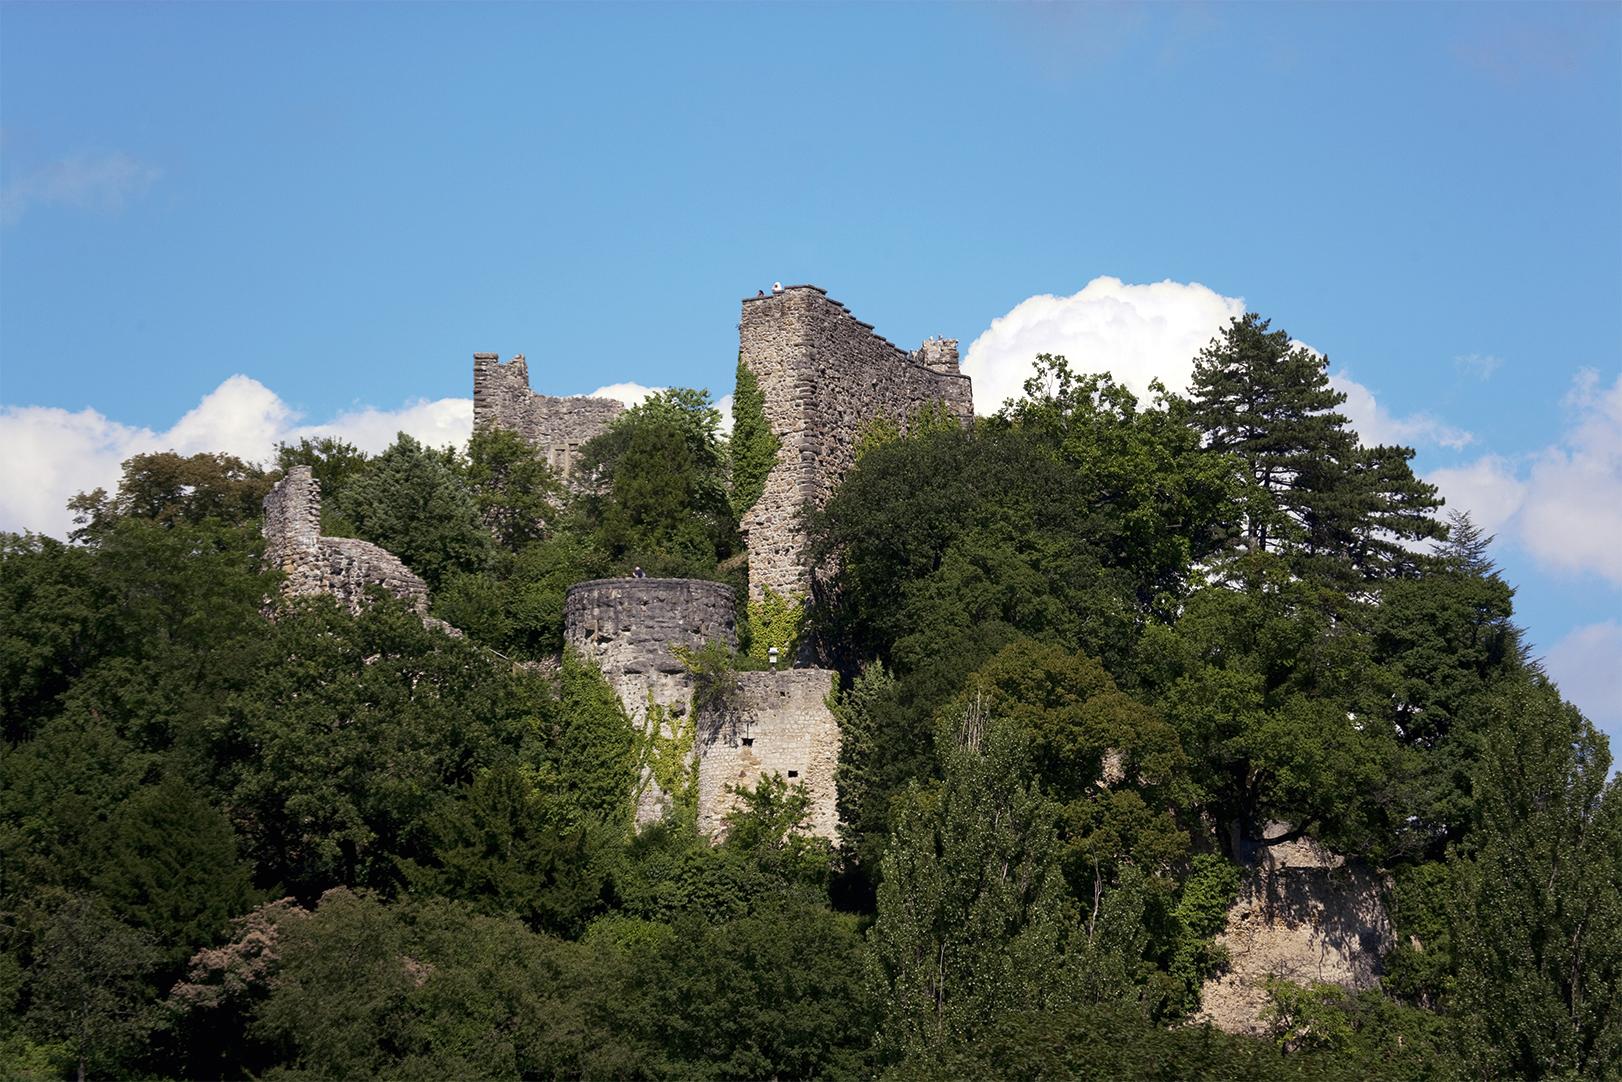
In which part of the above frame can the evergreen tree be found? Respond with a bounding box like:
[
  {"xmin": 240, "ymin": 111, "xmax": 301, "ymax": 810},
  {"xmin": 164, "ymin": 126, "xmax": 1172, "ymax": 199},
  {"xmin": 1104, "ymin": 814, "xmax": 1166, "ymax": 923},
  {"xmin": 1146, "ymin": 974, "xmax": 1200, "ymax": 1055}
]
[
  {"xmin": 1188, "ymin": 313, "xmax": 1442, "ymax": 580},
  {"xmin": 94, "ymin": 774, "xmax": 257, "ymax": 968}
]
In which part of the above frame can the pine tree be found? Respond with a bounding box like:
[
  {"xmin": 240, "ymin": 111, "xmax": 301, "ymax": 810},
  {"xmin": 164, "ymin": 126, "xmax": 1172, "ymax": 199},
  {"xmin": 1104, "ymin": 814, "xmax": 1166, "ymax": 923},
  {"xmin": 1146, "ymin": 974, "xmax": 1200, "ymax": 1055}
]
[{"xmin": 1188, "ymin": 313, "xmax": 1442, "ymax": 582}]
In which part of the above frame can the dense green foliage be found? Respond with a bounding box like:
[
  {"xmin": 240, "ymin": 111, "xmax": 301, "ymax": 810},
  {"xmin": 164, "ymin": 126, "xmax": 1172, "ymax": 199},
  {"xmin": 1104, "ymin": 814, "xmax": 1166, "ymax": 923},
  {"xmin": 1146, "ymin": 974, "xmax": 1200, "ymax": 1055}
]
[
  {"xmin": 728, "ymin": 353, "xmax": 779, "ymax": 519},
  {"xmin": 2, "ymin": 313, "xmax": 1617, "ymax": 1079}
]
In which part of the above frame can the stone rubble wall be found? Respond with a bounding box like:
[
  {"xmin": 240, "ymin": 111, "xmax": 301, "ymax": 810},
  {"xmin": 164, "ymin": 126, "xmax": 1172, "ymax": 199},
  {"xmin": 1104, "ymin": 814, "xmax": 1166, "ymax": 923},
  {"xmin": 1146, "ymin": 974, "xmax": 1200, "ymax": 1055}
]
[
  {"xmin": 1198, "ymin": 828, "xmax": 1394, "ymax": 1036},
  {"xmin": 738, "ymin": 286, "xmax": 973, "ymax": 600},
  {"xmin": 473, "ymin": 353, "xmax": 624, "ymax": 480},
  {"xmin": 261, "ymin": 466, "xmax": 430, "ymax": 615},
  {"xmin": 563, "ymin": 576, "xmax": 841, "ymax": 839},
  {"xmin": 698, "ymin": 669, "xmax": 841, "ymax": 840}
]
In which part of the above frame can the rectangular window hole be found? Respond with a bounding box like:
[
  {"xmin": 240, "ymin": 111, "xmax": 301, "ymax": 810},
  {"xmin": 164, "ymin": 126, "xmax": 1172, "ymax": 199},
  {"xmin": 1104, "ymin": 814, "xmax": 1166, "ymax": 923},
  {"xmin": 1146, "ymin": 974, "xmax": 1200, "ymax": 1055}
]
[
  {"xmin": 741, "ymin": 737, "xmax": 753, "ymax": 747},
  {"xmin": 787, "ymin": 770, "xmax": 799, "ymax": 778}
]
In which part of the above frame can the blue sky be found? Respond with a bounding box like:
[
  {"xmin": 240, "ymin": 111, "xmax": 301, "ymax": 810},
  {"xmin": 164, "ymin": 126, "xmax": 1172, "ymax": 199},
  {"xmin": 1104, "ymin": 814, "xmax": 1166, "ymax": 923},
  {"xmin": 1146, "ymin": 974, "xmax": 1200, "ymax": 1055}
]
[{"xmin": 2, "ymin": 2, "xmax": 1619, "ymax": 739}]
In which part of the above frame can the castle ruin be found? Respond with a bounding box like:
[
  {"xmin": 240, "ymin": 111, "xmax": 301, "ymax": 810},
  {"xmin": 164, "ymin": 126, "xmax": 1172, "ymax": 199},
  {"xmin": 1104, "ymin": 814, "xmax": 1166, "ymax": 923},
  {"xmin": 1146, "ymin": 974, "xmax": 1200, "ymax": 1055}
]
[
  {"xmin": 261, "ymin": 466, "xmax": 431, "ymax": 615},
  {"xmin": 564, "ymin": 577, "xmax": 840, "ymax": 837},
  {"xmin": 739, "ymin": 286, "xmax": 974, "ymax": 600},
  {"xmin": 473, "ymin": 352, "xmax": 624, "ymax": 480}
]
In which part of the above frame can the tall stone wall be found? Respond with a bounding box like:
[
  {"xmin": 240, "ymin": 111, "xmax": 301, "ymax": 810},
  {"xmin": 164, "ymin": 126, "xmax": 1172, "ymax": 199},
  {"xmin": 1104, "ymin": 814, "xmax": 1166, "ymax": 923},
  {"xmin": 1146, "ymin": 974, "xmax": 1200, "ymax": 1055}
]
[
  {"xmin": 261, "ymin": 466, "xmax": 430, "ymax": 615},
  {"xmin": 738, "ymin": 286, "xmax": 974, "ymax": 600},
  {"xmin": 563, "ymin": 576, "xmax": 841, "ymax": 838},
  {"xmin": 472, "ymin": 352, "xmax": 624, "ymax": 479}
]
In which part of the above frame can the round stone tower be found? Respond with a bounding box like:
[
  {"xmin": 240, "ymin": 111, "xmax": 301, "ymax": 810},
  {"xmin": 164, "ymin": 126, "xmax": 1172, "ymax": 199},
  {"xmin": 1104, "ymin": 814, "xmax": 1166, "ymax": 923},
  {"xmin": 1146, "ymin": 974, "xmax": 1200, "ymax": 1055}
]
[{"xmin": 564, "ymin": 577, "xmax": 737, "ymax": 824}]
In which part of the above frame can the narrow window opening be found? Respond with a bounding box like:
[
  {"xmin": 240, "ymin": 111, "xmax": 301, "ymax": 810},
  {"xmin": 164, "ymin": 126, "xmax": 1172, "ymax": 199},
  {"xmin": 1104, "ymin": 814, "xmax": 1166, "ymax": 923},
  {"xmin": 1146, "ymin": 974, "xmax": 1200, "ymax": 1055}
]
[
  {"xmin": 741, "ymin": 737, "xmax": 753, "ymax": 747},
  {"xmin": 787, "ymin": 770, "xmax": 799, "ymax": 778}
]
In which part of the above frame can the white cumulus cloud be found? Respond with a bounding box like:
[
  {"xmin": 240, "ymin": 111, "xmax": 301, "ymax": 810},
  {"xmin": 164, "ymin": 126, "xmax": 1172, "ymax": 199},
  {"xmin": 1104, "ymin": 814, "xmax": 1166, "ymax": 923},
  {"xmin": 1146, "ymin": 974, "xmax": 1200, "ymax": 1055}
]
[
  {"xmin": 1542, "ymin": 621, "xmax": 1622, "ymax": 743},
  {"xmin": 588, "ymin": 382, "xmax": 663, "ymax": 409},
  {"xmin": 0, "ymin": 376, "xmax": 472, "ymax": 539},
  {"xmin": 962, "ymin": 276, "xmax": 1245, "ymax": 410},
  {"xmin": 1332, "ymin": 372, "xmax": 1474, "ymax": 450},
  {"xmin": 1433, "ymin": 370, "xmax": 1622, "ymax": 587}
]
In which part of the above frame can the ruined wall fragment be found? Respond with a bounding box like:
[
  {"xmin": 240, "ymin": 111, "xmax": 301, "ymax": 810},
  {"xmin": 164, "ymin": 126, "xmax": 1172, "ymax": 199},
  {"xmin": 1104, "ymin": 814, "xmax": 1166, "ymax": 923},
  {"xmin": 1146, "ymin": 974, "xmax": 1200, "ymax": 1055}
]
[
  {"xmin": 472, "ymin": 352, "xmax": 624, "ymax": 480},
  {"xmin": 738, "ymin": 286, "xmax": 973, "ymax": 600},
  {"xmin": 563, "ymin": 576, "xmax": 841, "ymax": 838},
  {"xmin": 261, "ymin": 466, "xmax": 430, "ymax": 615},
  {"xmin": 1198, "ymin": 828, "xmax": 1394, "ymax": 1036}
]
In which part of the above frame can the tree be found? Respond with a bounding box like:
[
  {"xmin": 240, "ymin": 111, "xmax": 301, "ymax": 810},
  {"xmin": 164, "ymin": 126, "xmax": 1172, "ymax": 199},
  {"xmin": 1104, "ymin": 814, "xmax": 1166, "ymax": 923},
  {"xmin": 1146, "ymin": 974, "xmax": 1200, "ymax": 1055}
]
[
  {"xmin": 1145, "ymin": 551, "xmax": 1399, "ymax": 857},
  {"xmin": 337, "ymin": 432, "xmax": 490, "ymax": 590},
  {"xmin": 275, "ymin": 437, "xmax": 370, "ymax": 535},
  {"xmin": 465, "ymin": 425, "xmax": 565, "ymax": 551},
  {"xmin": 1450, "ymin": 681, "xmax": 1622, "ymax": 1078},
  {"xmin": 24, "ymin": 892, "xmax": 160, "ymax": 1082},
  {"xmin": 574, "ymin": 388, "xmax": 738, "ymax": 578},
  {"xmin": 868, "ymin": 709, "xmax": 1080, "ymax": 1059},
  {"xmin": 68, "ymin": 451, "xmax": 271, "ymax": 540},
  {"xmin": 94, "ymin": 774, "xmax": 257, "ymax": 969},
  {"xmin": 1370, "ymin": 511, "xmax": 1528, "ymax": 852},
  {"xmin": 1187, "ymin": 314, "xmax": 1442, "ymax": 581}
]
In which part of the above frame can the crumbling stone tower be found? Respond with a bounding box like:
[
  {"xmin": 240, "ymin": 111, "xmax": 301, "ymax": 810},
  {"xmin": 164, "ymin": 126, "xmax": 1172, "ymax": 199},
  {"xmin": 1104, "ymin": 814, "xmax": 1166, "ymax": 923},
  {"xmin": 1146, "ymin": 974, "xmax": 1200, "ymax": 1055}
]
[
  {"xmin": 472, "ymin": 352, "xmax": 625, "ymax": 479},
  {"xmin": 261, "ymin": 466, "xmax": 430, "ymax": 614},
  {"xmin": 564, "ymin": 576, "xmax": 840, "ymax": 838},
  {"xmin": 739, "ymin": 286, "xmax": 973, "ymax": 601}
]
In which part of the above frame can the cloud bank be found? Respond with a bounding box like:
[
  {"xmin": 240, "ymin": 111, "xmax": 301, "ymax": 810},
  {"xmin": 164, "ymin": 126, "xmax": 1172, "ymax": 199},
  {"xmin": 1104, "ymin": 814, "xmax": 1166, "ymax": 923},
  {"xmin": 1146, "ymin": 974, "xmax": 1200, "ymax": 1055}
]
[
  {"xmin": 0, "ymin": 376, "xmax": 677, "ymax": 539},
  {"xmin": 1432, "ymin": 370, "xmax": 1622, "ymax": 587},
  {"xmin": 1542, "ymin": 621, "xmax": 1622, "ymax": 737}
]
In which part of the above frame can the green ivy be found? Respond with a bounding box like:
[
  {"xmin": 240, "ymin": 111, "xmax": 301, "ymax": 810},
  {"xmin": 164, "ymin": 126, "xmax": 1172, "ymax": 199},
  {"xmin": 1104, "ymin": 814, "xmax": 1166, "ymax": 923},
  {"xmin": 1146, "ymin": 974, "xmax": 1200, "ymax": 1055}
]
[
  {"xmin": 744, "ymin": 587, "xmax": 806, "ymax": 667},
  {"xmin": 634, "ymin": 697, "xmax": 698, "ymax": 826},
  {"xmin": 1164, "ymin": 853, "xmax": 1241, "ymax": 1016},
  {"xmin": 728, "ymin": 355, "xmax": 780, "ymax": 519}
]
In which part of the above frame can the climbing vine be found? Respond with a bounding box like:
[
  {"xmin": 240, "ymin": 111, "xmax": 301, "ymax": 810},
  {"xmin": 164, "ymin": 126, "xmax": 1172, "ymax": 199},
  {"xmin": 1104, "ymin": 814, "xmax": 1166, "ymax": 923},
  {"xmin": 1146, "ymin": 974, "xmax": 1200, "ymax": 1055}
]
[
  {"xmin": 744, "ymin": 586, "xmax": 806, "ymax": 667},
  {"xmin": 728, "ymin": 354, "xmax": 780, "ymax": 519}
]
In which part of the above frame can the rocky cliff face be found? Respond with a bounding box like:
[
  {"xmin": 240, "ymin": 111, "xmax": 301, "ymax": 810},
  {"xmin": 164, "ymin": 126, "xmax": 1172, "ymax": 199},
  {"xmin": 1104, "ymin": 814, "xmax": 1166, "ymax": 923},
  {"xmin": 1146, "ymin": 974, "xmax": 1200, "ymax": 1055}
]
[{"xmin": 1199, "ymin": 827, "xmax": 1394, "ymax": 1035}]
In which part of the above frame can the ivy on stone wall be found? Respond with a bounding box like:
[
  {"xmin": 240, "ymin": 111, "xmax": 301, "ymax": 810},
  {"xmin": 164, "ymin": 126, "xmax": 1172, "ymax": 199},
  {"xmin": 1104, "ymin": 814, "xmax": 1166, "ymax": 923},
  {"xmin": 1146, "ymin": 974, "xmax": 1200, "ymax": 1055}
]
[
  {"xmin": 728, "ymin": 355, "xmax": 779, "ymax": 519},
  {"xmin": 634, "ymin": 697, "xmax": 698, "ymax": 825},
  {"xmin": 744, "ymin": 587, "xmax": 806, "ymax": 668}
]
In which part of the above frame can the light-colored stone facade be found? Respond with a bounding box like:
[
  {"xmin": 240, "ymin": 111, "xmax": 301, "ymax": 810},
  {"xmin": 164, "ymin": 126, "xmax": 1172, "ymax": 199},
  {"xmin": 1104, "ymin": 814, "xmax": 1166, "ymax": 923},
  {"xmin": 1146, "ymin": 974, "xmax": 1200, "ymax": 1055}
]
[
  {"xmin": 261, "ymin": 466, "xmax": 430, "ymax": 615},
  {"xmin": 1198, "ymin": 826, "xmax": 1394, "ymax": 1035},
  {"xmin": 563, "ymin": 576, "xmax": 841, "ymax": 838},
  {"xmin": 739, "ymin": 286, "xmax": 974, "ymax": 600},
  {"xmin": 698, "ymin": 669, "xmax": 840, "ymax": 839},
  {"xmin": 472, "ymin": 352, "xmax": 624, "ymax": 479}
]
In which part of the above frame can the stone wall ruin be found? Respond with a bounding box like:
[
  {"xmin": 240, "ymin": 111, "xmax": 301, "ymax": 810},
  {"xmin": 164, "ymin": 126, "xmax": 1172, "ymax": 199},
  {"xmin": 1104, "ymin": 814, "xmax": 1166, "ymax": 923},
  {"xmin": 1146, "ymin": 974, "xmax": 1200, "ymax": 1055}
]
[
  {"xmin": 1198, "ymin": 827, "xmax": 1395, "ymax": 1036},
  {"xmin": 564, "ymin": 576, "xmax": 841, "ymax": 837},
  {"xmin": 472, "ymin": 352, "xmax": 624, "ymax": 480},
  {"xmin": 261, "ymin": 466, "xmax": 430, "ymax": 615},
  {"xmin": 738, "ymin": 286, "xmax": 974, "ymax": 600}
]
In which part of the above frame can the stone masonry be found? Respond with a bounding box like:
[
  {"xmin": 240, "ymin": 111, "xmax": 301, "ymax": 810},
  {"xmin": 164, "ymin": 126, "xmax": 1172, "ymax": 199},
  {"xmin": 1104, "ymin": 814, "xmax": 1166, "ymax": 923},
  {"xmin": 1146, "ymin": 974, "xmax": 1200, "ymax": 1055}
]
[
  {"xmin": 739, "ymin": 286, "xmax": 974, "ymax": 600},
  {"xmin": 564, "ymin": 577, "xmax": 841, "ymax": 838},
  {"xmin": 261, "ymin": 466, "xmax": 430, "ymax": 615},
  {"xmin": 1198, "ymin": 825, "xmax": 1395, "ymax": 1035},
  {"xmin": 473, "ymin": 352, "xmax": 624, "ymax": 480}
]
